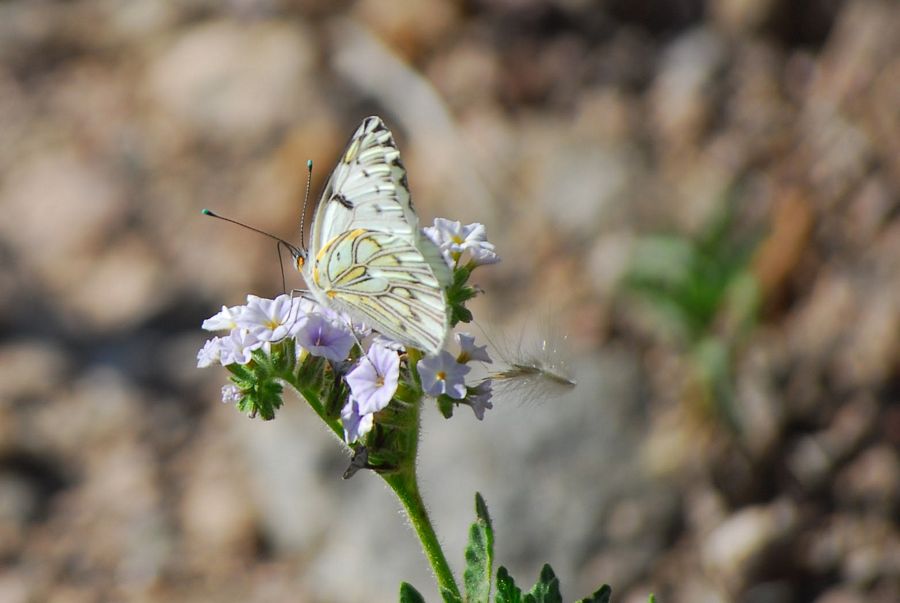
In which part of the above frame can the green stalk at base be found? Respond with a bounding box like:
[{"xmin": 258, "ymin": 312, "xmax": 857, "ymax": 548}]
[{"xmin": 386, "ymin": 469, "xmax": 461, "ymax": 600}]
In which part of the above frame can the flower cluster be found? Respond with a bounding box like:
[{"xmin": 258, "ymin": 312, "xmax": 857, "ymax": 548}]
[
  {"xmin": 198, "ymin": 295, "xmax": 355, "ymax": 368},
  {"xmin": 198, "ymin": 219, "xmax": 499, "ymax": 454}
]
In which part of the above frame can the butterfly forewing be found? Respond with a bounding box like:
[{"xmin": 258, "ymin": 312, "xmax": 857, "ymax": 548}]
[
  {"xmin": 311, "ymin": 116, "xmax": 417, "ymax": 252},
  {"xmin": 302, "ymin": 116, "xmax": 450, "ymax": 354}
]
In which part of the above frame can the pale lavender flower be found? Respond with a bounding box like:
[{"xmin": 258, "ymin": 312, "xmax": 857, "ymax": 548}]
[
  {"xmin": 197, "ymin": 337, "xmax": 223, "ymax": 368},
  {"xmin": 293, "ymin": 313, "xmax": 355, "ymax": 362},
  {"xmin": 424, "ymin": 218, "xmax": 485, "ymax": 254},
  {"xmin": 221, "ymin": 384, "xmax": 242, "ymax": 404},
  {"xmin": 218, "ymin": 328, "xmax": 263, "ymax": 365},
  {"xmin": 295, "ymin": 296, "xmax": 371, "ymax": 338},
  {"xmin": 341, "ymin": 398, "xmax": 374, "ymax": 444},
  {"xmin": 456, "ymin": 332, "xmax": 492, "ymax": 364},
  {"xmin": 468, "ymin": 243, "xmax": 500, "ymax": 266},
  {"xmin": 237, "ymin": 294, "xmax": 297, "ymax": 342},
  {"xmin": 202, "ymin": 304, "xmax": 245, "ymax": 331},
  {"xmin": 418, "ymin": 350, "xmax": 470, "ymax": 399},
  {"xmin": 466, "ymin": 380, "xmax": 493, "ymax": 420},
  {"xmin": 291, "ymin": 296, "xmax": 322, "ymax": 320},
  {"xmin": 327, "ymin": 309, "xmax": 370, "ymax": 338},
  {"xmin": 346, "ymin": 343, "xmax": 400, "ymax": 415},
  {"xmin": 423, "ymin": 218, "xmax": 500, "ymax": 267}
]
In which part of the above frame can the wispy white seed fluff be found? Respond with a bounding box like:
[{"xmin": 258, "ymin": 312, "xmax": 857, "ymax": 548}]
[{"xmin": 484, "ymin": 324, "xmax": 577, "ymax": 405}]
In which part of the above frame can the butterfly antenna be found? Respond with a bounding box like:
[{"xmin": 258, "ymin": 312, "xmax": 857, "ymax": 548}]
[
  {"xmin": 275, "ymin": 241, "xmax": 288, "ymax": 293},
  {"xmin": 201, "ymin": 209, "xmax": 303, "ymax": 259},
  {"xmin": 299, "ymin": 159, "xmax": 313, "ymax": 250}
]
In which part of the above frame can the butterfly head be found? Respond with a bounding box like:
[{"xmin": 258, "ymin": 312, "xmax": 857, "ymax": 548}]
[{"xmin": 291, "ymin": 246, "xmax": 308, "ymax": 273}]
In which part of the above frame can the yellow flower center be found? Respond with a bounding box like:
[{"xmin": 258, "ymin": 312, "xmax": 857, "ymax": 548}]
[{"xmin": 436, "ymin": 371, "xmax": 446, "ymax": 381}]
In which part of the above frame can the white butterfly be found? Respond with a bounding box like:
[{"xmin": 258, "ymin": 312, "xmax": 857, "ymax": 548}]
[{"xmin": 292, "ymin": 116, "xmax": 451, "ymax": 354}]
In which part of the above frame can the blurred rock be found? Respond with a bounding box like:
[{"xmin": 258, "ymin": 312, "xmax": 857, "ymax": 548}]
[
  {"xmin": 354, "ymin": 0, "xmax": 461, "ymax": 61},
  {"xmin": 733, "ymin": 345, "xmax": 782, "ymax": 457},
  {"xmin": 0, "ymin": 340, "xmax": 69, "ymax": 406},
  {"xmin": 709, "ymin": 0, "xmax": 777, "ymax": 34},
  {"xmin": 177, "ymin": 409, "xmax": 257, "ymax": 557},
  {"xmin": 0, "ymin": 149, "xmax": 127, "ymax": 294},
  {"xmin": 806, "ymin": 514, "xmax": 900, "ymax": 590},
  {"xmin": 839, "ymin": 517, "xmax": 900, "ymax": 587},
  {"xmin": 835, "ymin": 291, "xmax": 900, "ymax": 389},
  {"xmin": 0, "ymin": 468, "xmax": 35, "ymax": 554},
  {"xmin": 144, "ymin": 20, "xmax": 314, "ymax": 145},
  {"xmin": 835, "ymin": 445, "xmax": 900, "ymax": 513},
  {"xmin": 787, "ymin": 270, "xmax": 856, "ymax": 365},
  {"xmin": 818, "ymin": 395, "xmax": 879, "ymax": 462},
  {"xmin": 701, "ymin": 499, "xmax": 797, "ymax": 593},
  {"xmin": 526, "ymin": 120, "xmax": 634, "ymax": 237},
  {"xmin": 814, "ymin": 586, "xmax": 867, "ymax": 603},
  {"xmin": 650, "ymin": 28, "xmax": 726, "ymax": 151},
  {"xmin": 30, "ymin": 368, "xmax": 143, "ymax": 457},
  {"xmin": 787, "ymin": 395, "xmax": 878, "ymax": 490},
  {"xmin": 0, "ymin": 572, "xmax": 28, "ymax": 603},
  {"xmin": 685, "ymin": 486, "xmax": 728, "ymax": 536},
  {"xmin": 64, "ymin": 235, "xmax": 168, "ymax": 332},
  {"xmin": 428, "ymin": 38, "xmax": 500, "ymax": 111}
]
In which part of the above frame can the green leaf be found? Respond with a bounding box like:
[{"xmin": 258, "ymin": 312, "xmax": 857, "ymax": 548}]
[
  {"xmin": 464, "ymin": 493, "xmax": 494, "ymax": 603},
  {"xmin": 526, "ymin": 564, "xmax": 561, "ymax": 603},
  {"xmin": 226, "ymin": 362, "xmax": 254, "ymax": 382},
  {"xmin": 451, "ymin": 303, "xmax": 474, "ymax": 326},
  {"xmin": 648, "ymin": 594, "xmax": 656, "ymax": 603},
  {"xmin": 399, "ymin": 582, "xmax": 426, "ymax": 603},
  {"xmin": 447, "ymin": 265, "xmax": 478, "ymax": 326},
  {"xmin": 576, "ymin": 584, "xmax": 611, "ymax": 603},
  {"xmin": 436, "ymin": 395, "xmax": 455, "ymax": 419},
  {"xmin": 495, "ymin": 567, "xmax": 522, "ymax": 603},
  {"xmin": 441, "ymin": 588, "xmax": 463, "ymax": 603}
]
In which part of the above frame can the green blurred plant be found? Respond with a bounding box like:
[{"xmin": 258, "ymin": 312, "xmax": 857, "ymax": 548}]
[{"xmin": 623, "ymin": 204, "xmax": 761, "ymax": 428}]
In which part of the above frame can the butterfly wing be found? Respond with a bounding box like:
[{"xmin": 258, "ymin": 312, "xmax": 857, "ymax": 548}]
[
  {"xmin": 310, "ymin": 116, "xmax": 418, "ymax": 255},
  {"xmin": 313, "ymin": 228, "xmax": 448, "ymax": 353},
  {"xmin": 304, "ymin": 116, "xmax": 451, "ymax": 352}
]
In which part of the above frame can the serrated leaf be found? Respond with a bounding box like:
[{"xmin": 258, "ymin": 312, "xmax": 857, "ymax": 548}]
[
  {"xmin": 226, "ymin": 363, "xmax": 255, "ymax": 383},
  {"xmin": 464, "ymin": 493, "xmax": 494, "ymax": 603},
  {"xmin": 495, "ymin": 567, "xmax": 522, "ymax": 603},
  {"xmin": 441, "ymin": 588, "xmax": 463, "ymax": 603},
  {"xmin": 399, "ymin": 582, "xmax": 426, "ymax": 603},
  {"xmin": 576, "ymin": 584, "xmax": 611, "ymax": 603},
  {"xmin": 526, "ymin": 564, "xmax": 561, "ymax": 603}
]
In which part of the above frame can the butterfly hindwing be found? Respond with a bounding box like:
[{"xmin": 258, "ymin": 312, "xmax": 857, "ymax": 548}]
[{"xmin": 313, "ymin": 228, "xmax": 447, "ymax": 352}]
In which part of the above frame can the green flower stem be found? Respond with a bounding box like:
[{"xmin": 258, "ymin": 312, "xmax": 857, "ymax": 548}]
[
  {"xmin": 295, "ymin": 381, "xmax": 344, "ymax": 441},
  {"xmin": 385, "ymin": 470, "xmax": 460, "ymax": 600},
  {"xmin": 281, "ymin": 366, "xmax": 344, "ymax": 441},
  {"xmin": 381, "ymin": 348, "xmax": 461, "ymax": 599}
]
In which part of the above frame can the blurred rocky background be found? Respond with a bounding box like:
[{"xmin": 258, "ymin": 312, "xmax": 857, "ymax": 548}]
[{"xmin": 1, "ymin": 0, "xmax": 898, "ymax": 601}]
